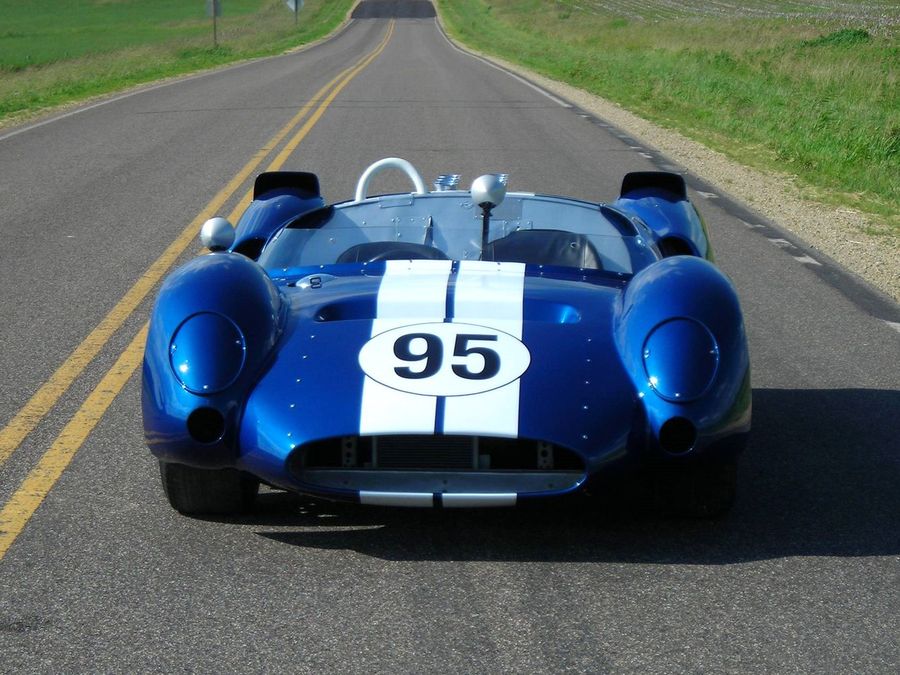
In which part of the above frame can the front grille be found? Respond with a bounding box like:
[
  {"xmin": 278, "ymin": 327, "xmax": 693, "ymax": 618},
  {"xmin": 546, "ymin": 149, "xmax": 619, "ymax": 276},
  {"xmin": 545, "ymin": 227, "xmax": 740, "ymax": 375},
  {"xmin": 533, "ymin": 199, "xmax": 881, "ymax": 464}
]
[
  {"xmin": 288, "ymin": 435, "xmax": 587, "ymax": 496},
  {"xmin": 376, "ymin": 435, "xmax": 474, "ymax": 469},
  {"xmin": 295, "ymin": 435, "xmax": 583, "ymax": 472}
]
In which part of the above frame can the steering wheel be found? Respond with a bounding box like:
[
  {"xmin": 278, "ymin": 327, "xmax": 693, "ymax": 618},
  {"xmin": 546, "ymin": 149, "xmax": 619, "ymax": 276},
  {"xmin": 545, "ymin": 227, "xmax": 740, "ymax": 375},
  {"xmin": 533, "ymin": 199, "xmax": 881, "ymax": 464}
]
[{"xmin": 337, "ymin": 242, "xmax": 449, "ymax": 263}]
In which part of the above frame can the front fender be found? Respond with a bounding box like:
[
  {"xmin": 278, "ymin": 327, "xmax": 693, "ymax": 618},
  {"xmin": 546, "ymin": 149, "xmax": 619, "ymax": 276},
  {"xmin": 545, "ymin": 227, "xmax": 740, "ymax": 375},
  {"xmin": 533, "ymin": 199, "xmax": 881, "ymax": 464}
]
[
  {"xmin": 142, "ymin": 253, "xmax": 284, "ymax": 467},
  {"xmin": 615, "ymin": 256, "xmax": 750, "ymax": 456}
]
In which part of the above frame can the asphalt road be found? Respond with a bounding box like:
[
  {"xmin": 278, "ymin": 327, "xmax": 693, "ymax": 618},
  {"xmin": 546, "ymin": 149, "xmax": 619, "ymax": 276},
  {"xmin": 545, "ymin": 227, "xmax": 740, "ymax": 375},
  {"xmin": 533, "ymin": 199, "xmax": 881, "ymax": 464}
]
[{"xmin": 1, "ymin": 2, "xmax": 898, "ymax": 672}]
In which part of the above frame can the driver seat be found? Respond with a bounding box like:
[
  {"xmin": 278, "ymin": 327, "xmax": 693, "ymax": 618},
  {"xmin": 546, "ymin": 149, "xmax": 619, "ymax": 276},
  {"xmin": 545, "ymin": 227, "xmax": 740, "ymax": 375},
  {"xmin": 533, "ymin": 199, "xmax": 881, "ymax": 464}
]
[{"xmin": 483, "ymin": 230, "xmax": 603, "ymax": 269}]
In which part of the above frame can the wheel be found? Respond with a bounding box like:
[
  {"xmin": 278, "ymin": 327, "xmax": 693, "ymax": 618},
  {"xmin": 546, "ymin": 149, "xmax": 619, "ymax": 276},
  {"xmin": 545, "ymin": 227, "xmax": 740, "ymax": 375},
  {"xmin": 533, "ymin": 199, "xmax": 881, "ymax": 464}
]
[
  {"xmin": 158, "ymin": 460, "xmax": 258, "ymax": 516},
  {"xmin": 653, "ymin": 457, "xmax": 737, "ymax": 518}
]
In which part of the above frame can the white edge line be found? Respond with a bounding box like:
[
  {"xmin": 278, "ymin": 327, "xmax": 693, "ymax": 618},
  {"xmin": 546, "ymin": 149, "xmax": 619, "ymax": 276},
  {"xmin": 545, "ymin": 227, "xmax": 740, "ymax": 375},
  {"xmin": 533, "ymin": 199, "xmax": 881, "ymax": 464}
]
[
  {"xmin": 0, "ymin": 18, "xmax": 361, "ymax": 144},
  {"xmin": 792, "ymin": 255, "xmax": 822, "ymax": 266},
  {"xmin": 884, "ymin": 321, "xmax": 900, "ymax": 334},
  {"xmin": 435, "ymin": 21, "xmax": 571, "ymax": 108}
]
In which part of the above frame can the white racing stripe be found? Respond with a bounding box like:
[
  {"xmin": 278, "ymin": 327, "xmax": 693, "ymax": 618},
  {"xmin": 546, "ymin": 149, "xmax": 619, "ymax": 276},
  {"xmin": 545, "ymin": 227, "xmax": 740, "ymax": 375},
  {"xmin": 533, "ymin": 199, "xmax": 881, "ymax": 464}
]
[
  {"xmin": 359, "ymin": 260, "xmax": 527, "ymax": 438},
  {"xmin": 359, "ymin": 260, "xmax": 452, "ymax": 434},
  {"xmin": 443, "ymin": 261, "xmax": 526, "ymax": 437}
]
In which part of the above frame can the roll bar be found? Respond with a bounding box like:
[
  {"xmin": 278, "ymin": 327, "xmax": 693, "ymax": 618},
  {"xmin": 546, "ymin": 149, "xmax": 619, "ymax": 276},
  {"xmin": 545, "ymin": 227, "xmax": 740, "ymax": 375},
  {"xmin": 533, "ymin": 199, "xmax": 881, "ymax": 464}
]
[{"xmin": 354, "ymin": 157, "xmax": 428, "ymax": 202}]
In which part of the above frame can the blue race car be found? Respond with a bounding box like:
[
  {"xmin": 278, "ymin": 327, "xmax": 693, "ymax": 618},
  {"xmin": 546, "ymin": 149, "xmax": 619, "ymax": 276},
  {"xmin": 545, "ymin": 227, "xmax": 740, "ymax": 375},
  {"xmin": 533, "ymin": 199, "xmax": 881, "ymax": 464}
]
[{"xmin": 143, "ymin": 158, "xmax": 750, "ymax": 517}]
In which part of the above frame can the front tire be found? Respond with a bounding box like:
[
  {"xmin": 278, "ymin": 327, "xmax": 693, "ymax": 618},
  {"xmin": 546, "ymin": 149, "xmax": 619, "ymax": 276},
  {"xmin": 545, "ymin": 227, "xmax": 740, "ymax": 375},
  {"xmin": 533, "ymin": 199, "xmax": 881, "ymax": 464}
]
[{"xmin": 159, "ymin": 460, "xmax": 258, "ymax": 516}]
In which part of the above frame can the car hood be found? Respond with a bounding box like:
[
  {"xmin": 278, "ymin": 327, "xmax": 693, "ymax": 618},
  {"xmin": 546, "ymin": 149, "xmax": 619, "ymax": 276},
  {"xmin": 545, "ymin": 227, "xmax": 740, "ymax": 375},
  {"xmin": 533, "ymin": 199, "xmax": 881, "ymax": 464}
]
[{"xmin": 237, "ymin": 260, "xmax": 638, "ymax": 476}]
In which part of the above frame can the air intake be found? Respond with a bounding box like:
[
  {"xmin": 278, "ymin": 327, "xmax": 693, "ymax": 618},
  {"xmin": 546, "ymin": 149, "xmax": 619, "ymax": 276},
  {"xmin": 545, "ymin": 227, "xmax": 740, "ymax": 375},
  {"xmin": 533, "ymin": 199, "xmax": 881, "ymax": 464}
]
[
  {"xmin": 659, "ymin": 417, "xmax": 697, "ymax": 454},
  {"xmin": 187, "ymin": 407, "xmax": 225, "ymax": 444}
]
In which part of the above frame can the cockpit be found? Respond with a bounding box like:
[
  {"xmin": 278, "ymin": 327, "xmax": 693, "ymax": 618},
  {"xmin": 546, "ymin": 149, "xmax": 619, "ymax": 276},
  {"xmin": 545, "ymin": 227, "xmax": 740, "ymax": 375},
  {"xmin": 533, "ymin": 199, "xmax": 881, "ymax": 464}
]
[{"xmin": 224, "ymin": 158, "xmax": 661, "ymax": 277}]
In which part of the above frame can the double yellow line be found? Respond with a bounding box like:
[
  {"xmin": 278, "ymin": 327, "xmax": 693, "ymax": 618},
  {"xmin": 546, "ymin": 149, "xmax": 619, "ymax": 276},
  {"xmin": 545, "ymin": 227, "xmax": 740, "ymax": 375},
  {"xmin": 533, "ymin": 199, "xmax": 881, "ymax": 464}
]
[{"xmin": 0, "ymin": 21, "xmax": 395, "ymax": 560}]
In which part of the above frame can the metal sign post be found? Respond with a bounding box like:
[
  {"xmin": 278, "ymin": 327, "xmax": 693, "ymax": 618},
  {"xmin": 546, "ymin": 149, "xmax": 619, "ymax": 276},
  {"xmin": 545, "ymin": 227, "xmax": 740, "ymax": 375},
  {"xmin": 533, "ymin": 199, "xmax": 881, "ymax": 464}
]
[
  {"xmin": 206, "ymin": 0, "xmax": 222, "ymax": 46},
  {"xmin": 285, "ymin": 0, "xmax": 304, "ymax": 26}
]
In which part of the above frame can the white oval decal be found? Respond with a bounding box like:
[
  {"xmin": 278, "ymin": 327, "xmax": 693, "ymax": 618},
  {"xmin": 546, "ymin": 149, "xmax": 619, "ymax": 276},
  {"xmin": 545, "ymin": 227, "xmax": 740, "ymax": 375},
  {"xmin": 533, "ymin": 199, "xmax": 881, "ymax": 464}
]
[{"xmin": 359, "ymin": 322, "xmax": 531, "ymax": 397}]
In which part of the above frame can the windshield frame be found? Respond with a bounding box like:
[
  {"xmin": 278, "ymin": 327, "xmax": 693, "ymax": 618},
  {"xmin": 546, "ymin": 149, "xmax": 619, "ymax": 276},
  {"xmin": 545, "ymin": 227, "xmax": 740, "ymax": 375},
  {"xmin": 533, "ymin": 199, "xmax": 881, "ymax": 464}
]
[{"xmin": 257, "ymin": 192, "xmax": 659, "ymax": 277}]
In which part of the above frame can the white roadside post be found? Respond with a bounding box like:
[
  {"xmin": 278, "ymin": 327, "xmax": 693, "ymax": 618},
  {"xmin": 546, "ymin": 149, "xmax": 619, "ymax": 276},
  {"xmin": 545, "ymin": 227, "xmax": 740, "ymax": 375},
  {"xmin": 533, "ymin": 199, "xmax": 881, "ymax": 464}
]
[{"xmin": 286, "ymin": 0, "xmax": 304, "ymax": 26}]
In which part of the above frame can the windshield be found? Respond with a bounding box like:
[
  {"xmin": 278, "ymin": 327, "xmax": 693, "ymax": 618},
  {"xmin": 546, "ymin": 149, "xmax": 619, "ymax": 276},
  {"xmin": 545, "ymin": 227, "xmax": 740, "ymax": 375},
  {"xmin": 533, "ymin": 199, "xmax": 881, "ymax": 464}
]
[{"xmin": 258, "ymin": 193, "xmax": 658, "ymax": 275}]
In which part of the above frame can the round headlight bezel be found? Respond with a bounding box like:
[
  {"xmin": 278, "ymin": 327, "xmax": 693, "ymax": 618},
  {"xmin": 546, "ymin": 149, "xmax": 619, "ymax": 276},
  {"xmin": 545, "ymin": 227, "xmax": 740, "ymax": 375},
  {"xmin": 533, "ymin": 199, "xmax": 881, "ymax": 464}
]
[
  {"xmin": 642, "ymin": 318, "xmax": 719, "ymax": 403},
  {"xmin": 169, "ymin": 312, "xmax": 246, "ymax": 395}
]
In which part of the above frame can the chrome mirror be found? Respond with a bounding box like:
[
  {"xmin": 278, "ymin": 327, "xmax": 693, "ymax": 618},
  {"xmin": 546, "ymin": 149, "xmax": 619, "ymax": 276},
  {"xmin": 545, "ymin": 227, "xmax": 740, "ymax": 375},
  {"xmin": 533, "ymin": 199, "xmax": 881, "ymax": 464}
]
[
  {"xmin": 200, "ymin": 217, "xmax": 235, "ymax": 251},
  {"xmin": 470, "ymin": 174, "xmax": 507, "ymax": 209}
]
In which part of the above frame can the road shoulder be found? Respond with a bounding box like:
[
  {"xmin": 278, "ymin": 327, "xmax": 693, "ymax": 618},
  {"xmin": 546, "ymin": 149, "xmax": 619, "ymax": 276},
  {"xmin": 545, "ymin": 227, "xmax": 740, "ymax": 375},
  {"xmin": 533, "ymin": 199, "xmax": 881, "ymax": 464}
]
[{"xmin": 435, "ymin": 12, "xmax": 898, "ymax": 304}]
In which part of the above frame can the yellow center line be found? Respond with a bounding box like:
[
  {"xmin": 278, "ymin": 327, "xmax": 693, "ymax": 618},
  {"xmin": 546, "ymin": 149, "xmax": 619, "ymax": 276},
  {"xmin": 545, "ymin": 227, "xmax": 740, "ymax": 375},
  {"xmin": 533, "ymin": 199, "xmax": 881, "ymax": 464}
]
[
  {"xmin": 0, "ymin": 325, "xmax": 148, "ymax": 560},
  {"xmin": 0, "ymin": 21, "xmax": 396, "ymax": 561},
  {"xmin": 225, "ymin": 20, "xmax": 396, "ymax": 222},
  {"xmin": 0, "ymin": 23, "xmax": 394, "ymax": 470}
]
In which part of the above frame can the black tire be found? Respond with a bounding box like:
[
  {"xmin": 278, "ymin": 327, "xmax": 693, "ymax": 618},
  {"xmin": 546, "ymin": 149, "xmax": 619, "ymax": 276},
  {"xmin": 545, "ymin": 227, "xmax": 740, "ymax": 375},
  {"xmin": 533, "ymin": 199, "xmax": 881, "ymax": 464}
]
[
  {"xmin": 654, "ymin": 457, "xmax": 737, "ymax": 518},
  {"xmin": 159, "ymin": 460, "xmax": 258, "ymax": 516}
]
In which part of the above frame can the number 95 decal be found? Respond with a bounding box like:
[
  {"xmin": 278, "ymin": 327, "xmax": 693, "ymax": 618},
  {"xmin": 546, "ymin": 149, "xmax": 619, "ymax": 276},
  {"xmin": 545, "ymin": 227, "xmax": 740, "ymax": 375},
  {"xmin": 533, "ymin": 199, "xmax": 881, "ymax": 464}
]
[{"xmin": 358, "ymin": 322, "xmax": 531, "ymax": 397}]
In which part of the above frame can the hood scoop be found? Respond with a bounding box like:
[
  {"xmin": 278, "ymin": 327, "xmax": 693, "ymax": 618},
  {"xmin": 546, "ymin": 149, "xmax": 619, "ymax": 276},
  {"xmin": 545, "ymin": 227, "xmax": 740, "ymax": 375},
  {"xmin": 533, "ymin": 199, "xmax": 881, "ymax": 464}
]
[{"xmin": 313, "ymin": 296, "xmax": 582, "ymax": 324}]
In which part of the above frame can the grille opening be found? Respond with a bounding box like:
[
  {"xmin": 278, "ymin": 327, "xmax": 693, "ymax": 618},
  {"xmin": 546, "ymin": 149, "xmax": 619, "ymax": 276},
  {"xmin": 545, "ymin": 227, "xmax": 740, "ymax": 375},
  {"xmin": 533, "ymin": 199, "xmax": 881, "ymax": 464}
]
[
  {"xmin": 294, "ymin": 435, "xmax": 583, "ymax": 473},
  {"xmin": 659, "ymin": 417, "xmax": 697, "ymax": 454},
  {"xmin": 187, "ymin": 407, "xmax": 225, "ymax": 444}
]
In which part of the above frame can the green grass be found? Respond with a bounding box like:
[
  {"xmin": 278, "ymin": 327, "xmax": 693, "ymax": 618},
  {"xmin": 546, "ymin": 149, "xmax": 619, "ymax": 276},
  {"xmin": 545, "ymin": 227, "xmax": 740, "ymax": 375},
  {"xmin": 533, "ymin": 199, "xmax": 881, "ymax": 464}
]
[
  {"xmin": 0, "ymin": 0, "xmax": 355, "ymax": 124},
  {"xmin": 436, "ymin": 0, "xmax": 899, "ymax": 233}
]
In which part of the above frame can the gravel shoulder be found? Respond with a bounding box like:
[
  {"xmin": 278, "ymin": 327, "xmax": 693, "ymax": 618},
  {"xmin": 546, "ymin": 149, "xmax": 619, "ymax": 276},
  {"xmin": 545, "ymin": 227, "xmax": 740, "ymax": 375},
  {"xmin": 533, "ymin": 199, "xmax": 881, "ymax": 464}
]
[{"xmin": 437, "ymin": 20, "xmax": 899, "ymax": 304}]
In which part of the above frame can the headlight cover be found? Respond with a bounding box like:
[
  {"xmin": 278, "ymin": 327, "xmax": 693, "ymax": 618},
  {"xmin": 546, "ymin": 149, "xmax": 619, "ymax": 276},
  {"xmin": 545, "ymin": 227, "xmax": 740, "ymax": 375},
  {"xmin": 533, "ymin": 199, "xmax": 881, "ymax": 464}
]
[
  {"xmin": 642, "ymin": 318, "xmax": 718, "ymax": 402},
  {"xmin": 170, "ymin": 313, "xmax": 246, "ymax": 395}
]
